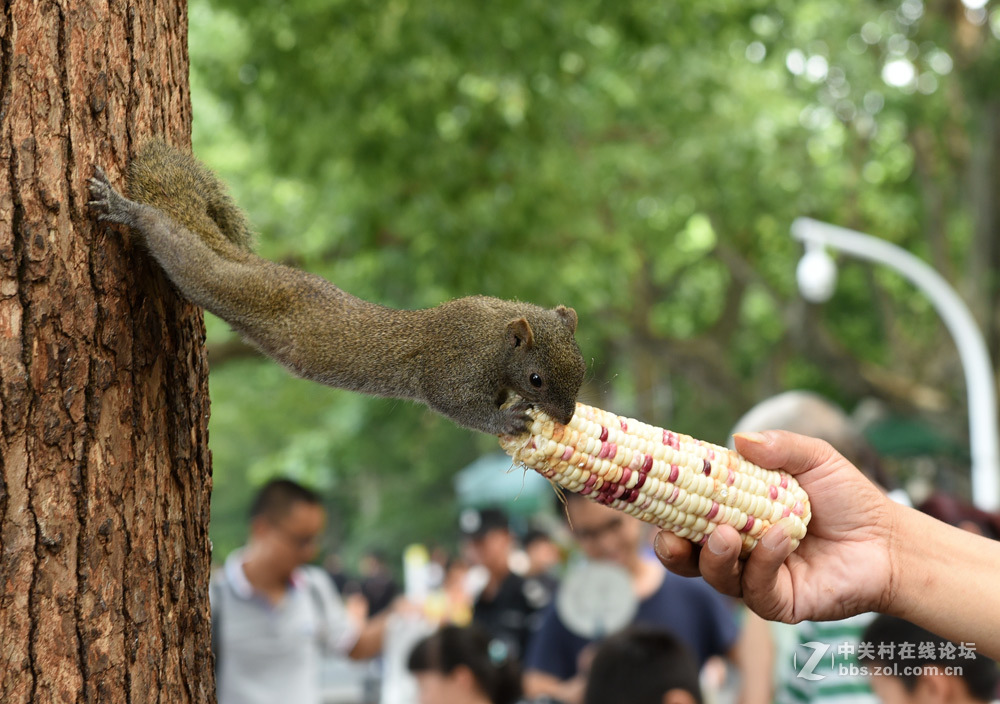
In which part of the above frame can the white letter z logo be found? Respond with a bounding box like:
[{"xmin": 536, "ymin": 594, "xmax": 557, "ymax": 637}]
[{"xmin": 795, "ymin": 641, "xmax": 830, "ymax": 681}]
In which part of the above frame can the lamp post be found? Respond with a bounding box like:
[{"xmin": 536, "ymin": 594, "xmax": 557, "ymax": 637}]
[{"xmin": 790, "ymin": 217, "xmax": 1000, "ymax": 511}]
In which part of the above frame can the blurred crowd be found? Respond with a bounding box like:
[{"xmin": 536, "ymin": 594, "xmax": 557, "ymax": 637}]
[{"xmin": 209, "ymin": 391, "xmax": 1000, "ymax": 704}]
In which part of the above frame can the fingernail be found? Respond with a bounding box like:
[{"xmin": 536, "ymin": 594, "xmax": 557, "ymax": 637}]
[
  {"xmin": 707, "ymin": 530, "xmax": 729, "ymax": 555},
  {"xmin": 653, "ymin": 532, "xmax": 672, "ymax": 562},
  {"xmin": 761, "ymin": 523, "xmax": 789, "ymax": 552},
  {"xmin": 733, "ymin": 431, "xmax": 769, "ymax": 445}
]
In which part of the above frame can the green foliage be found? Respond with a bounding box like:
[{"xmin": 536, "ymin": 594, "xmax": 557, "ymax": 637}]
[{"xmin": 190, "ymin": 0, "xmax": 1000, "ymax": 560}]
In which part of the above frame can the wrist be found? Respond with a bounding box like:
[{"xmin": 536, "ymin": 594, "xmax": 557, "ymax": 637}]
[
  {"xmin": 882, "ymin": 499, "xmax": 912, "ymax": 617},
  {"xmin": 883, "ymin": 503, "xmax": 964, "ymax": 623},
  {"xmin": 855, "ymin": 494, "xmax": 1000, "ymax": 659}
]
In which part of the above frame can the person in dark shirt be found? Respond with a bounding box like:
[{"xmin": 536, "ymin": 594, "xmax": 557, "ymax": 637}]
[
  {"xmin": 358, "ymin": 549, "xmax": 399, "ymax": 616},
  {"xmin": 522, "ymin": 528, "xmax": 562, "ymax": 595},
  {"xmin": 522, "ymin": 492, "xmax": 742, "ymax": 704},
  {"xmin": 460, "ymin": 507, "xmax": 551, "ymax": 661}
]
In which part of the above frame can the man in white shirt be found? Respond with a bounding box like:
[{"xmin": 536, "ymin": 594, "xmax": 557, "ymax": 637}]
[{"xmin": 210, "ymin": 479, "xmax": 385, "ymax": 704}]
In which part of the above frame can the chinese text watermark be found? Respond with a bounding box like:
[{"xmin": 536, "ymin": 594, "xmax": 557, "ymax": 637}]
[{"xmin": 793, "ymin": 641, "xmax": 977, "ymax": 681}]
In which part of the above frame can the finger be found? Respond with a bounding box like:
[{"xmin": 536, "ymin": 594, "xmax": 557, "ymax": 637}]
[
  {"xmin": 732, "ymin": 430, "xmax": 842, "ymax": 476},
  {"xmin": 94, "ymin": 165, "xmax": 108, "ymax": 181},
  {"xmin": 696, "ymin": 525, "xmax": 744, "ymax": 598},
  {"xmin": 739, "ymin": 519, "xmax": 797, "ymax": 620},
  {"xmin": 653, "ymin": 531, "xmax": 701, "ymax": 578}
]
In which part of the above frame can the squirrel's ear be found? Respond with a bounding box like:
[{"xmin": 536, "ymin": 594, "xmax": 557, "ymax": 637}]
[
  {"xmin": 554, "ymin": 305, "xmax": 578, "ymax": 334},
  {"xmin": 506, "ymin": 317, "xmax": 535, "ymax": 349}
]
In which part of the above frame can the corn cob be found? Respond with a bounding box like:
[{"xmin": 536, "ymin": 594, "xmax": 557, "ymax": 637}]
[{"xmin": 499, "ymin": 402, "xmax": 810, "ymax": 557}]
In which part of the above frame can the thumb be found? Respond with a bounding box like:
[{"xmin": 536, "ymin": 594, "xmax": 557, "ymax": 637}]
[
  {"xmin": 739, "ymin": 519, "xmax": 797, "ymax": 621},
  {"xmin": 733, "ymin": 430, "xmax": 843, "ymax": 476}
]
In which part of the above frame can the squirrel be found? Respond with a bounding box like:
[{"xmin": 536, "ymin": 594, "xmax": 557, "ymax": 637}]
[{"xmin": 86, "ymin": 140, "xmax": 586, "ymax": 436}]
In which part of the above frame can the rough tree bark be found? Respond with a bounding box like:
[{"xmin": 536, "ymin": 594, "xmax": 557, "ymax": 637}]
[{"xmin": 1, "ymin": 2, "xmax": 214, "ymax": 703}]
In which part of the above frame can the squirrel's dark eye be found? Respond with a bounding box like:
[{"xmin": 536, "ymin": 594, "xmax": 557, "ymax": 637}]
[{"xmin": 530, "ymin": 373, "xmax": 543, "ymax": 388}]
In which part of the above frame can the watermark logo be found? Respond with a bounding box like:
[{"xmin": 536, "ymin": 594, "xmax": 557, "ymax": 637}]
[
  {"xmin": 794, "ymin": 642, "xmax": 832, "ymax": 681},
  {"xmin": 793, "ymin": 641, "xmax": 977, "ymax": 680}
]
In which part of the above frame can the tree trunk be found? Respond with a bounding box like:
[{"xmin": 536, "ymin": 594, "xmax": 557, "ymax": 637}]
[{"xmin": 1, "ymin": 2, "xmax": 214, "ymax": 703}]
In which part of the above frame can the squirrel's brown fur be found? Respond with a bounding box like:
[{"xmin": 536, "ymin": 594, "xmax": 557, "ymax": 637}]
[{"xmin": 88, "ymin": 141, "xmax": 586, "ymax": 435}]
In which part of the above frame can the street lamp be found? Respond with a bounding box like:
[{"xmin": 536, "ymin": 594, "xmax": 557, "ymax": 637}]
[
  {"xmin": 790, "ymin": 217, "xmax": 1000, "ymax": 511},
  {"xmin": 795, "ymin": 243, "xmax": 838, "ymax": 304}
]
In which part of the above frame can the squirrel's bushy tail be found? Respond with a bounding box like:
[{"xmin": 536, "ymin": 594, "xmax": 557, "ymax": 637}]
[{"xmin": 128, "ymin": 140, "xmax": 255, "ymax": 252}]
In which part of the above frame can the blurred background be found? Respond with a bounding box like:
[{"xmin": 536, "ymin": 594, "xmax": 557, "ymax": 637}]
[{"xmin": 186, "ymin": 0, "xmax": 1000, "ymax": 568}]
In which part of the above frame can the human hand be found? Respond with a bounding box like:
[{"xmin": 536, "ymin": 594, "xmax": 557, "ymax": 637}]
[
  {"xmin": 653, "ymin": 430, "xmax": 897, "ymax": 623},
  {"xmin": 344, "ymin": 593, "xmax": 370, "ymax": 625}
]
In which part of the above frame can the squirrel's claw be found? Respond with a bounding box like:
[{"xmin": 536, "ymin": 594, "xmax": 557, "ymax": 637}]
[
  {"xmin": 497, "ymin": 401, "xmax": 533, "ymax": 436},
  {"xmin": 87, "ymin": 178, "xmax": 111, "ymax": 215},
  {"xmin": 86, "ymin": 166, "xmax": 136, "ymax": 228},
  {"xmin": 87, "ymin": 165, "xmax": 114, "ymax": 193},
  {"xmin": 88, "ymin": 167, "xmax": 110, "ymax": 193}
]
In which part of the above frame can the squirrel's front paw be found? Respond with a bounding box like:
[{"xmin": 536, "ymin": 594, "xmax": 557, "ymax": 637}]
[
  {"xmin": 496, "ymin": 402, "xmax": 533, "ymax": 436},
  {"xmin": 87, "ymin": 166, "xmax": 137, "ymax": 226}
]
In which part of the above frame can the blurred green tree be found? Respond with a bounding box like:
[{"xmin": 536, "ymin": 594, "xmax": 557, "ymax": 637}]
[{"xmin": 189, "ymin": 0, "xmax": 1000, "ymax": 561}]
